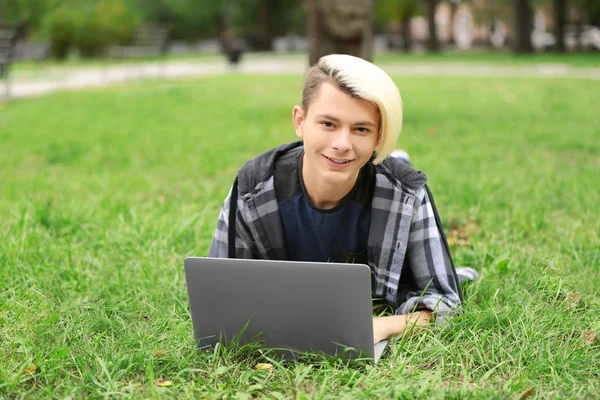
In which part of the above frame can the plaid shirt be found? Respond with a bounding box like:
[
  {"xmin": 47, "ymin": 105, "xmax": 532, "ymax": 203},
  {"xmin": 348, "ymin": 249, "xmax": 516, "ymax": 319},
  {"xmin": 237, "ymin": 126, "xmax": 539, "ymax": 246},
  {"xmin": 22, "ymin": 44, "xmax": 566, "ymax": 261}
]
[{"xmin": 209, "ymin": 142, "xmax": 462, "ymax": 322}]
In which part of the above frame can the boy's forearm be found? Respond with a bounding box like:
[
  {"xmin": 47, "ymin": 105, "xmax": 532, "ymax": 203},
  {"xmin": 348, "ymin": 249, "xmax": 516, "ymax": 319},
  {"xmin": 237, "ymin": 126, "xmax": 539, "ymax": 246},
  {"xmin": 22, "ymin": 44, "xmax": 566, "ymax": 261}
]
[{"xmin": 374, "ymin": 310, "xmax": 433, "ymax": 340}]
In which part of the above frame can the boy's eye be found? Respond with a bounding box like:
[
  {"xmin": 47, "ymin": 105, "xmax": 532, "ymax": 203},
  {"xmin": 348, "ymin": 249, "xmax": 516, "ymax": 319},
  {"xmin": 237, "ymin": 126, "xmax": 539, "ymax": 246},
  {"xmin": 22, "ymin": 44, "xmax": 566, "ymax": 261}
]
[
  {"xmin": 321, "ymin": 121, "xmax": 335, "ymax": 128},
  {"xmin": 356, "ymin": 127, "xmax": 370, "ymax": 133}
]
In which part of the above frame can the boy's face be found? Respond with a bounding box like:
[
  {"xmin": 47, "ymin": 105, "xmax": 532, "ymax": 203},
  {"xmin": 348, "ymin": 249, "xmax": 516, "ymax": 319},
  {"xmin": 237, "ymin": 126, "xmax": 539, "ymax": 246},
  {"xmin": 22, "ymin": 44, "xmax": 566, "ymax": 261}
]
[{"xmin": 293, "ymin": 82, "xmax": 380, "ymax": 188}]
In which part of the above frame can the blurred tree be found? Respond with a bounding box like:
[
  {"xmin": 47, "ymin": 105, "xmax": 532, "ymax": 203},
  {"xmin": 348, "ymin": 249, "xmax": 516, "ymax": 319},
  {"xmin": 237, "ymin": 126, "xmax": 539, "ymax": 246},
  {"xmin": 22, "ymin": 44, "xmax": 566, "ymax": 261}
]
[
  {"xmin": 42, "ymin": 0, "xmax": 138, "ymax": 59},
  {"xmin": 231, "ymin": 0, "xmax": 305, "ymax": 51},
  {"xmin": 423, "ymin": 0, "xmax": 439, "ymax": 51},
  {"xmin": 2, "ymin": 0, "xmax": 54, "ymax": 29},
  {"xmin": 159, "ymin": 0, "xmax": 222, "ymax": 40},
  {"xmin": 583, "ymin": 0, "xmax": 600, "ymax": 25},
  {"xmin": 44, "ymin": 6, "xmax": 77, "ymax": 59},
  {"xmin": 256, "ymin": 0, "xmax": 271, "ymax": 50},
  {"xmin": 553, "ymin": 0, "xmax": 565, "ymax": 52},
  {"xmin": 131, "ymin": 0, "xmax": 172, "ymax": 24},
  {"xmin": 513, "ymin": 0, "xmax": 533, "ymax": 53},
  {"xmin": 75, "ymin": 0, "xmax": 138, "ymax": 57},
  {"xmin": 448, "ymin": 0, "xmax": 458, "ymax": 45},
  {"xmin": 400, "ymin": 0, "xmax": 418, "ymax": 52},
  {"xmin": 473, "ymin": 0, "xmax": 513, "ymax": 48},
  {"xmin": 568, "ymin": 0, "xmax": 584, "ymax": 51},
  {"xmin": 569, "ymin": 0, "xmax": 600, "ymax": 49},
  {"xmin": 374, "ymin": 0, "xmax": 419, "ymax": 52},
  {"xmin": 307, "ymin": 0, "xmax": 373, "ymax": 64},
  {"xmin": 128, "ymin": 0, "xmax": 236, "ymax": 43},
  {"xmin": 134, "ymin": 0, "xmax": 304, "ymax": 50}
]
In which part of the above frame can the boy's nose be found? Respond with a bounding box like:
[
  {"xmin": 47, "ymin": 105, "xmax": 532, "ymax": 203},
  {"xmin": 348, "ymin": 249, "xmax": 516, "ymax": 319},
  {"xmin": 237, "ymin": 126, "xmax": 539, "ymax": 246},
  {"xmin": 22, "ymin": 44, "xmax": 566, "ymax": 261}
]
[{"xmin": 331, "ymin": 129, "xmax": 351, "ymax": 152}]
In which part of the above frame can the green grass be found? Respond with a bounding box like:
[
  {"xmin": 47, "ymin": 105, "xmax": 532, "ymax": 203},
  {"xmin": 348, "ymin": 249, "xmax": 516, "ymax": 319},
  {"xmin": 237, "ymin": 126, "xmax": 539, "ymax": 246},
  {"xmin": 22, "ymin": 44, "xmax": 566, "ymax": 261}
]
[
  {"xmin": 1, "ymin": 73, "xmax": 599, "ymax": 398},
  {"xmin": 374, "ymin": 50, "xmax": 600, "ymax": 67},
  {"xmin": 12, "ymin": 51, "xmax": 225, "ymax": 72},
  {"xmin": 13, "ymin": 49, "xmax": 600, "ymax": 76}
]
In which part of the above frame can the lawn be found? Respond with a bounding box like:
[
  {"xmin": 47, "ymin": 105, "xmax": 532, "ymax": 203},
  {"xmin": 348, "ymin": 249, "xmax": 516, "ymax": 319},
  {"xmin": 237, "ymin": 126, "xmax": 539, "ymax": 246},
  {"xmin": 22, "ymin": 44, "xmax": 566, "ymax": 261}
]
[
  {"xmin": 13, "ymin": 50, "xmax": 600, "ymax": 75},
  {"xmin": 0, "ymin": 73, "xmax": 599, "ymax": 398},
  {"xmin": 373, "ymin": 50, "xmax": 600, "ymax": 67}
]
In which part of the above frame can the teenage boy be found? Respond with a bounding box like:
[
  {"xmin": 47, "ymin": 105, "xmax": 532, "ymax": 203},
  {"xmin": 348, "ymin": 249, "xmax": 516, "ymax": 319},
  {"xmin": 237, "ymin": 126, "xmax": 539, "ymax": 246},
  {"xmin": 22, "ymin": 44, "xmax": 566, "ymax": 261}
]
[{"xmin": 209, "ymin": 54, "xmax": 468, "ymax": 344}]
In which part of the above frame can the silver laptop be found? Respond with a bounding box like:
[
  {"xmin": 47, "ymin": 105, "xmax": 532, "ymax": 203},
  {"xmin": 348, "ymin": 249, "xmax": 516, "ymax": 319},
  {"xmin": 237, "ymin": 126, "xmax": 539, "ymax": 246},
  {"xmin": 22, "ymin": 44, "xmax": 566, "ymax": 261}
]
[{"xmin": 184, "ymin": 257, "xmax": 389, "ymax": 362}]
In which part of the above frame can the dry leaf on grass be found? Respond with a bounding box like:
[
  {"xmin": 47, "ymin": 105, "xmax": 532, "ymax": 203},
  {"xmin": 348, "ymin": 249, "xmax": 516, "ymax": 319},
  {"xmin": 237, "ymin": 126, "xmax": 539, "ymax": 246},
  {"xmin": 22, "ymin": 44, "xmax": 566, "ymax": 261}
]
[
  {"xmin": 22, "ymin": 364, "xmax": 35, "ymax": 375},
  {"xmin": 254, "ymin": 363, "xmax": 273, "ymax": 371},
  {"xmin": 564, "ymin": 292, "xmax": 583, "ymax": 311},
  {"xmin": 156, "ymin": 379, "xmax": 172, "ymax": 387},
  {"xmin": 580, "ymin": 330, "xmax": 598, "ymax": 348},
  {"xmin": 519, "ymin": 388, "xmax": 534, "ymax": 400},
  {"xmin": 447, "ymin": 221, "xmax": 479, "ymax": 247},
  {"xmin": 155, "ymin": 350, "xmax": 165, "ymax": 357},
  {"xmin": 427, "ymin": 127, "xmax": 440, "ymax": 137},
  {"xmin": 447, "ymin": 233, "xmax": 468, "ymax": 247}
]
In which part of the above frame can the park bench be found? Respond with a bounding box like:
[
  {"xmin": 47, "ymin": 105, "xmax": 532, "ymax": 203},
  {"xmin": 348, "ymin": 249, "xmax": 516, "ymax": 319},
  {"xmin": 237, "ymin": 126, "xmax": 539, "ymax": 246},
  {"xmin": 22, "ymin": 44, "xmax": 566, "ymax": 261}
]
[
  {"xmin": 109, "ymin": 25, "xmax": 170, "ymax": 59},
  {"xmin": 0, "ymin": 23, "xmax": 20, "ymax": 98}
]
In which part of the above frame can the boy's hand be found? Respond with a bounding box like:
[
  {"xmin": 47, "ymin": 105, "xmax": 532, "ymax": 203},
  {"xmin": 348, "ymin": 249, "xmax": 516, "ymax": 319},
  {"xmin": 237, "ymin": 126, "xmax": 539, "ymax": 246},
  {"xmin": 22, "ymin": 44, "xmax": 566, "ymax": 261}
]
[
  {"xmin": 372, "ymin": 311, "xmax": 433, "ymax": 344},
  {"xmin": 372, "ymin": 317, "xmax": 391, "ymax": 343}
]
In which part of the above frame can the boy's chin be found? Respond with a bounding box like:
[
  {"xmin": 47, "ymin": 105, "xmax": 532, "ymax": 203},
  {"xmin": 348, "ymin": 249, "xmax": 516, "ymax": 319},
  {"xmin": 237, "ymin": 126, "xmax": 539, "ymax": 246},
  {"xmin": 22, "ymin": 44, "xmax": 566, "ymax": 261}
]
[{"xmin": 318, "ymin": 168, "xmax": 359, "ymax": 184}]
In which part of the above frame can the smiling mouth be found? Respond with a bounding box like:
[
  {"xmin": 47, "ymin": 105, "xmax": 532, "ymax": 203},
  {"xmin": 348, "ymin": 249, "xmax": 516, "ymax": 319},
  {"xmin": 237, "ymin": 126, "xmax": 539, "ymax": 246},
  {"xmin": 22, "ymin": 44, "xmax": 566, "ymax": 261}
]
[{"xmin": 323, "ymin": 155, "xmax": 353, "ymax": 164}]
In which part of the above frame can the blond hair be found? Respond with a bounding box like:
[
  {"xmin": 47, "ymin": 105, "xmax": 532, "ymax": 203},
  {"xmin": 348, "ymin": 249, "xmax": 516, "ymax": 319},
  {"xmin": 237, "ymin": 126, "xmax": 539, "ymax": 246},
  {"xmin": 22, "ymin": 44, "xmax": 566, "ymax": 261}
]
[{"xmin": 301, "ymin": 54, "xmax": 402, "ymax": 164}]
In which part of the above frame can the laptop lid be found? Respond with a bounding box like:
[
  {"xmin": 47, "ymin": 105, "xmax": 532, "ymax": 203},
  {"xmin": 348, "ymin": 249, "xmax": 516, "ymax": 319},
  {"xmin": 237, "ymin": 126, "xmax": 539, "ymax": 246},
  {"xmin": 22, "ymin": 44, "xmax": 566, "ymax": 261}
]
[{"xmin": 184, "ymin": 257, "xmax": 377, "ymax": 360}]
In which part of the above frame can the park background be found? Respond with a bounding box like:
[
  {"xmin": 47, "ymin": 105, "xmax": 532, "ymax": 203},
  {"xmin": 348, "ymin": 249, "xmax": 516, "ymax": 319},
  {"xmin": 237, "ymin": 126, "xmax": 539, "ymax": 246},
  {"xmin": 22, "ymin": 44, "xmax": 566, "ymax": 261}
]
[{"xmin": 1, "ymin": 0, "xmax": 599, "ymax": 398}]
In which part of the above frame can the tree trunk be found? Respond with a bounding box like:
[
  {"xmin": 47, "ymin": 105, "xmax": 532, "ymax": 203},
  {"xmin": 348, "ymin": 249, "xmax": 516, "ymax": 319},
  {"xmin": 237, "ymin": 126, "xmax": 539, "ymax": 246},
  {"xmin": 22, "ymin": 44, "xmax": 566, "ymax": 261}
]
[
  {"xmin": 448, "ymin": 1, "xmax": 457, "ymax": 46},
  {"xmin": 307, "ymin": 0, "xmax": 373, "ymax": 65},
  {"xmin": 425, "ymin": 0, "xmax": 439, "ymax": 52},
  {"xmin": 513, "ymin": 0, "xmax": 533, "ymax": 53},
  {"xmin": 401, "ymin": 11, "xmax": 412, "ymax": 53},
  {"xmin": 487, "ymin": 0, "xmax": 498, "ymax": 48},
  {"xmin": 573, "ymin": 5, "xmax": 584, "ymax": 51},
  {"xmin": 255, "ymin": 0, "xmax": 272, "ymax": 51},
  {"xmin": 574, "ymin": 20, "xmax": 583, "ymax": 51},
  {"xmin": 218, "ymin": 12, "xmax": 232, "ymax": 54},
  {"xmin": 553, "ymin": 0, "xmax": 566, "ymax": 52}
]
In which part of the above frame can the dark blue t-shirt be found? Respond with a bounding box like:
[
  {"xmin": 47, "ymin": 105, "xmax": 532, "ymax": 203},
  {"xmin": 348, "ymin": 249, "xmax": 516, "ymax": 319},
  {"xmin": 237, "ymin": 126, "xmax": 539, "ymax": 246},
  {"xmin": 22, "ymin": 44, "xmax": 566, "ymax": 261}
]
[{"xmin": 274, "ymin": 149, "xmax": 375, "ymax": 264}]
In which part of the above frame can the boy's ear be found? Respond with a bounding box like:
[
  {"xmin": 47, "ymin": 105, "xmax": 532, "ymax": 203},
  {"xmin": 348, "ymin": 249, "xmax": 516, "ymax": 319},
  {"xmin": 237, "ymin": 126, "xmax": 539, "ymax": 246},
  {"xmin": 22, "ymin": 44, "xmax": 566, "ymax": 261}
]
[{"xmin": 292, "ymin": 106, "xmax": 305, "ymax": 138}]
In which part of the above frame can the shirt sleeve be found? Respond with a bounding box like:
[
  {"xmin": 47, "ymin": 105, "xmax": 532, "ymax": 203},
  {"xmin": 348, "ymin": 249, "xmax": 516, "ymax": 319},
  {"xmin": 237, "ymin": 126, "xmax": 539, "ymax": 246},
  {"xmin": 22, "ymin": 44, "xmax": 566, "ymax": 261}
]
[
  {"xmin": 208, "ymin": 185, "xmax": 255, "ymax": 259},
  {"xmin": 395, "ymin": 185, "xmax": 462, "ymax": 324}
]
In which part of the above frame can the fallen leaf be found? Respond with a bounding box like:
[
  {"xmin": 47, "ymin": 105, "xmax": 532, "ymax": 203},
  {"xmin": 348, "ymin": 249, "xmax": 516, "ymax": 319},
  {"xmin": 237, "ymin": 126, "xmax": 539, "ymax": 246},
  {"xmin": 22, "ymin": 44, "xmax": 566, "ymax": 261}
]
[
  {"xmin": 519, "ymin": 388, "xmax": 534, "ymax": 400},
  {"xmin": 156, "ymin": 379, "xmax": 172, "ymax": 387},
  {"xmin": 22, "ymin": 364, "xmax": 35, "ymax": 375},
  {"xmin": 447, "ymin": 221, "xmax": 479, "ymax": 247},
  {"xmin": 254, "ymin": 363, "xmax": 273, "ymax": 371},
  {"xmin": 423, "ymin": 361, "xmax": 435, "ymax": 369},
  {"xmin": 564, "ymin": 292, "xmax": 582, "ymax": 311},
  {"xmin": 427, "ymin": 127, "xmax": 440, "ymax": 137},
  {"xmin": 580, "ymin": 330, "xmax": 598, "ymax": 348},
  {"xmin": 448, "ymin": 228, "xmax": 469, "ymax": 246},
  {"xmin": 155, "ymin": 350, "xmax": 165, "ymax": 357},
  {"xmin": 447, "ymin": 236, "xmax": 456, "ymax": 246}
]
